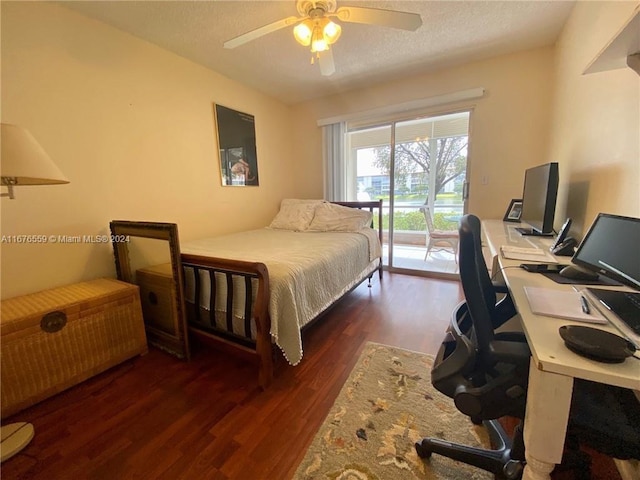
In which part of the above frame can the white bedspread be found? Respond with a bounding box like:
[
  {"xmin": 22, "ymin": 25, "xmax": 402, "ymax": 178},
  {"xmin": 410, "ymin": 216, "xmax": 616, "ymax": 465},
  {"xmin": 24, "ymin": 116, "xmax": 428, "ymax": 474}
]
[{"xmin": 181, "ymin": 228, "xmax": 381, "ymax": 365}]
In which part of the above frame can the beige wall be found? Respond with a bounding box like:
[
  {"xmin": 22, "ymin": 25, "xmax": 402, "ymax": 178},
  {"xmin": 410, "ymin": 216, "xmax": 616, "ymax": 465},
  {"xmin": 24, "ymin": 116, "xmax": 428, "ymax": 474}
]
[
  {"xmin": 1, "ymin": 2, "xmax": 298, "ymax": 299},
  {"xmin": 290, "ymin": 48, "xmax": 556, "ymax": 219},
  {"xmin": 549, "ymin": 1, "xmax": 640, "ymax": 236}
]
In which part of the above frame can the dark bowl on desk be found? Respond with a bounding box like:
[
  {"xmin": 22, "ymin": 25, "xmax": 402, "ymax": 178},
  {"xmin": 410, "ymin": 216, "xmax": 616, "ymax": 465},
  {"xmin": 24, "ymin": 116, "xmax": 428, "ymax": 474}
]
[{"xmin": 559, "ymin": 325, "xmax": 636, "ymax": 363}]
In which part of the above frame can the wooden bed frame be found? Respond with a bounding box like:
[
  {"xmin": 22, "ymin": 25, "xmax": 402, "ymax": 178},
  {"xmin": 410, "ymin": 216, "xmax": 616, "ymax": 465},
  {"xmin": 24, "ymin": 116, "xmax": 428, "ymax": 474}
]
[{"xmin": 181, "ymin": 200, "xmax": 383, "ymax": 389}]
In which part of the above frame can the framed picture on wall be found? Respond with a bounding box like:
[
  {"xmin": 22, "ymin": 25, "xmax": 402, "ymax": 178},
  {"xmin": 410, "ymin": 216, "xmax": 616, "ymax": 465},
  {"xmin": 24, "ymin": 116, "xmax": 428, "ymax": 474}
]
[
  {"xmin": 503, "ymin": 198, "xmax": 523, "ymax": 222},
  {"xmin": 214, "ymin": 104, "xmax": 259, "ymax": 186}
]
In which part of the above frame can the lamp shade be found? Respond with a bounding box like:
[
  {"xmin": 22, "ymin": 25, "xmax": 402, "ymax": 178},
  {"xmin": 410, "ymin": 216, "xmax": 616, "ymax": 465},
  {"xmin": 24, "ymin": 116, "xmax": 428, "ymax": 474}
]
[
  {"xmin": 1, "ymin": 123, "xmax": 69, "ymax": 186},
  {"xmin": 323, "ymin": 20, "xmax": 341, "ymax": 44},
  {"xmin": 293, "ymin": 20, "xmax": 313, "ymax": 46}
]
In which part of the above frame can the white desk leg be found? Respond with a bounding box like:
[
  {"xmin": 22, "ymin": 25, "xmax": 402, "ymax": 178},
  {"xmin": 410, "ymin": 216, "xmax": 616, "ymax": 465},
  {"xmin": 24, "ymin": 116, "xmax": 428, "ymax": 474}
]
[{"xmin": 522, "ymin": 364, "xmax": 574, "ymax": 480}]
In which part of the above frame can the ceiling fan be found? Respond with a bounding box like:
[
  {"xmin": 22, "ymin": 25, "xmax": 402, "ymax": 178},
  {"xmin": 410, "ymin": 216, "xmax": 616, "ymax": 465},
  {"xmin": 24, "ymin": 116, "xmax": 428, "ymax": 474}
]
[{"xmin": 223, "ymin": 0, "xmax": 422, "ymax": 76}]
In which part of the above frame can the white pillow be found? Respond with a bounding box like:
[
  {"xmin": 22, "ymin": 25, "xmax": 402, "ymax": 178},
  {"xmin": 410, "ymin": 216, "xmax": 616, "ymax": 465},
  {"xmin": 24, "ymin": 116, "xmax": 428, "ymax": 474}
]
[
  {"xmin": 268, "ymin": 199, "xmax": 323, "ymax": 231},
  {"xmin": 281, "ymin": 199, "xmax": 324, "ymax": 206},
  {"xmin": 308, "ymin": 202, "xmax": 373, "ymax": 232}
]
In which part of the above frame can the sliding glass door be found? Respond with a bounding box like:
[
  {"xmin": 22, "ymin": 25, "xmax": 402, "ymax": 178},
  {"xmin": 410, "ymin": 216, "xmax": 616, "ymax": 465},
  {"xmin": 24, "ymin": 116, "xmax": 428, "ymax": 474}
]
[{"xmin": 346, "ymin": 111, "xmax": 470, "ymax": 276}]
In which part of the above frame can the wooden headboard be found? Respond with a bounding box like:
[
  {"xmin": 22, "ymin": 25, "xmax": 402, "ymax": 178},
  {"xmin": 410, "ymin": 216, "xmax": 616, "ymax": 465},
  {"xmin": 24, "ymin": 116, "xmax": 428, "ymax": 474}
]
[{"xmin": 331, "ymin": 199, "xmax": 384, "ymax": 250}]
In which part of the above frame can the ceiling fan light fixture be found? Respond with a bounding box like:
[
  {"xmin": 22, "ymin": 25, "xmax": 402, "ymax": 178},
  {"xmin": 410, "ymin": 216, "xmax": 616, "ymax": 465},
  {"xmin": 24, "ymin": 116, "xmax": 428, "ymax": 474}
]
[
  {"xmin": 311, "ymin": 23, "xmax": 329, "ymax": 52},
  {"xmin": 293, "ymin": 19, "xmax": 313, "ymax": 46},
  {"xmin": 323, "ymin": 19, "xmax": 342, "ymax": 44},
  {"xmin": 309, "ymin": 17, "xmax": 341, "ymax": 53},
  {"xmin": 224, "ymin": 0, "xmax": 422, "ymax": 76}
]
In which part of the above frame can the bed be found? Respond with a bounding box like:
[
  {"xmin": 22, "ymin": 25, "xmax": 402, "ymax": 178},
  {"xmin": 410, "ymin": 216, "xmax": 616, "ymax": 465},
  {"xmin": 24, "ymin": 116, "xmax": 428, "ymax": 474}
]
[{"xmin": 180, "ymin": 199, "xmax": 383, "ymax": 388}]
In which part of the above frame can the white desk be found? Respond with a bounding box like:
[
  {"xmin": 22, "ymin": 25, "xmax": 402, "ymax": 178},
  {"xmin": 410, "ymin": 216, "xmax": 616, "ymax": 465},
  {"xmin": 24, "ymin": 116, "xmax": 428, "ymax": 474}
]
[{"xmin": 482, "ymin": 220, "xmax": 640, "ymax": 480}]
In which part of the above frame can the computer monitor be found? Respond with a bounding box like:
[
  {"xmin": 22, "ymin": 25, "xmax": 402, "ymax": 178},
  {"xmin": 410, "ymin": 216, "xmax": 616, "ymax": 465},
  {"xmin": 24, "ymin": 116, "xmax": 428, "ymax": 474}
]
[
  {"xmin": 518, "ymin": 162, "xmax": 559, "ymax": 236},
  {"xmin": 572, "ymin": 213, "xmax": 640, "ymax": 290}
]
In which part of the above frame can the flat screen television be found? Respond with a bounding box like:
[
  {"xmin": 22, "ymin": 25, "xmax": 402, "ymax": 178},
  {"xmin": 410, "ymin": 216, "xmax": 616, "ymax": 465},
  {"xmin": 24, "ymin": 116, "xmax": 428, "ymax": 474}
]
[
  {"xmin": 572, "ymin": 213, "xmax": 640, "ymax": 290},
  {"xmin": 517, "ymin": 162, "xmax": 559, "ymax": 236}
]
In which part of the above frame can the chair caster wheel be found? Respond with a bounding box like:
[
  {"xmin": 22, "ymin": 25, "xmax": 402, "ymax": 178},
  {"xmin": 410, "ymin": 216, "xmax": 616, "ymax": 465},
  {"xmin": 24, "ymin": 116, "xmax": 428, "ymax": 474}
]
[
  {"xmin": 415, "ymin": 440, "xmax": 433, "ymax": 459},
  {"xmin": 503, "ymin": 459, "xmax": 524, "ymax": 479}
]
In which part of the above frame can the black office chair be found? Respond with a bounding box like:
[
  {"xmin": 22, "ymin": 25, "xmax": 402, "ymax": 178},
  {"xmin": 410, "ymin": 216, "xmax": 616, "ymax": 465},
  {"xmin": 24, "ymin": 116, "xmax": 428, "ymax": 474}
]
[
  {"xmin": 415, "ymin": 214, "xmax": 530, "ymax": 479},
  {"xmin": 416, "ymin": 214, "xmax": 640, "ymax": 480},
  {"xmin": 465, "ymin": 213, "xmax": 517, "ymax": 331}
]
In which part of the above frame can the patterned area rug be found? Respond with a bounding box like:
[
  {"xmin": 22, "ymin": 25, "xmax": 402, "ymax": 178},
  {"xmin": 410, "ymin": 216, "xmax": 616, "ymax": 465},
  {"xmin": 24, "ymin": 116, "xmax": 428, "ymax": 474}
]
[{"xmin": 293, "ymin": 342, "xmax": 493, "ymax": 480}]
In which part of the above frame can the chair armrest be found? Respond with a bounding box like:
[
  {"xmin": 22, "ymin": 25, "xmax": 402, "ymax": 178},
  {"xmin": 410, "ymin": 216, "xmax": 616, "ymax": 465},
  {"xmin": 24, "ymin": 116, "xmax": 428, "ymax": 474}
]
[
  {"xmin": 489, "ymin": 340, "xmax": 531, "ymax": 366},
  {"xmin": 495, "ymin": 331, "xmax": 527, "ymax": 343}
]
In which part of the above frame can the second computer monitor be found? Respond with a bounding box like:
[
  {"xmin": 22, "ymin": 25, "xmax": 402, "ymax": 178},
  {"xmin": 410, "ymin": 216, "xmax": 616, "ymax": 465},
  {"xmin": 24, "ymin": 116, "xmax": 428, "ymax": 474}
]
[
  {"xmin": 572, "ymin": 213, "xmax": 640, "ymax": 290},
  {"xmin": 520, "ymin": 162, "xmax": 559, "ymax": 236}
]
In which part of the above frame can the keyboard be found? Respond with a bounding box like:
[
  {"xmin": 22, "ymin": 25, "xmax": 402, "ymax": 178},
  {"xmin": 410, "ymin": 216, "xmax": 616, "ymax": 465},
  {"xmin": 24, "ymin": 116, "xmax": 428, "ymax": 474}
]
[{"xmin": 585, "ymin": 288, "xmax": 640, "ymax": 348}]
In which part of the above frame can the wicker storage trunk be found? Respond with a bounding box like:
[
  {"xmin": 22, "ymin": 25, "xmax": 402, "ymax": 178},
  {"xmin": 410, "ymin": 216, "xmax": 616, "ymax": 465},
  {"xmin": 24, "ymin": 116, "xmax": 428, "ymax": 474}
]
[{"xmin": 1, "ymin": 278, "xmax": 148, "ymax": 419}]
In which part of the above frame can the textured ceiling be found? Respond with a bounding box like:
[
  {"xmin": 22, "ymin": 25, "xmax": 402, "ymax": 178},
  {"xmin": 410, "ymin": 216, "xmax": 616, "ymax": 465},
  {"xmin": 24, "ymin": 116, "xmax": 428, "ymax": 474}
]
[{"xmin": 59, "ymin": 1, "xmax": 576, "ymax": 105}]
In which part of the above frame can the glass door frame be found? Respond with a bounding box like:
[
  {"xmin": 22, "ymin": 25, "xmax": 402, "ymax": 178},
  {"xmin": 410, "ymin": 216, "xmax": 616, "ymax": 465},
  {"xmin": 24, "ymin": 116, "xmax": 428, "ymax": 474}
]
[{"xmin": 346, "ymin": 107, "xmax": 473, "ymax": 279}]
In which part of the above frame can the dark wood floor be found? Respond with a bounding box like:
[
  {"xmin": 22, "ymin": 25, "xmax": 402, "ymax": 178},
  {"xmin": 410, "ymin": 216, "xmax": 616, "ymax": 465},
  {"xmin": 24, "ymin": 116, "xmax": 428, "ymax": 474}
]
[{"xmin": 2, "ymin": 273, "xmax": 620, "ymax": 479}]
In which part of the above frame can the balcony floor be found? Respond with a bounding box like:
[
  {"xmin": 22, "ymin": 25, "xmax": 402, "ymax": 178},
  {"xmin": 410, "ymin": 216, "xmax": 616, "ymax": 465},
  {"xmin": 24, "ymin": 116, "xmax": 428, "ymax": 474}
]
[{"xmin": 383, "ymin": 244, "xmax": 459, "ymax": 275}]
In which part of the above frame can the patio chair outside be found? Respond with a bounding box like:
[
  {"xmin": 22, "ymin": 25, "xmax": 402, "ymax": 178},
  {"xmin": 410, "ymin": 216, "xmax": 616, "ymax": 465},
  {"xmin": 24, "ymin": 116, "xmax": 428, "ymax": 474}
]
[{"xmin": 421, "ymin": 206, "xmax": 459, "ymax": 262}]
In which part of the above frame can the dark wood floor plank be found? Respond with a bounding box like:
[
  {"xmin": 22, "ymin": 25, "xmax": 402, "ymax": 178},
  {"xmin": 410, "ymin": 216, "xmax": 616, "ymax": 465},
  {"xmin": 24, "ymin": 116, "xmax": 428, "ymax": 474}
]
[{"xmin": 2, "ymin": 273, "xmax": 621, "ymax": 479}]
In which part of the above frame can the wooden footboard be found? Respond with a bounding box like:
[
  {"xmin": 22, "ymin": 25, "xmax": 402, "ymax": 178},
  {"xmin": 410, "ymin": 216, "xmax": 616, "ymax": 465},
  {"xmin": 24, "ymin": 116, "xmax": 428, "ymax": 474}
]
[
  {"xmin": 181, "ymin": 199, "xmax": 384, "ymax": 389},
  {"xmin": 180, "ymin": 254, "xmax": 273, "ymax": 388}
]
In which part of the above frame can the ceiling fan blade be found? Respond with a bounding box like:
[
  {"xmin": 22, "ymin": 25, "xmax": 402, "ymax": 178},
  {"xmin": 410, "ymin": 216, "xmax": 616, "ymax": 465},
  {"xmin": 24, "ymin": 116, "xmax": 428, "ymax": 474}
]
[
  {"xmin": 224, "ymin": 16, "xmax": 300, "ymax": 49},
  {"xmin": 318, "ymin": 50, "xmax": 335, "ymax": 76},
  {"xmin": 334, "ymin": 6, "xmax": 422, "ymax": 31}
]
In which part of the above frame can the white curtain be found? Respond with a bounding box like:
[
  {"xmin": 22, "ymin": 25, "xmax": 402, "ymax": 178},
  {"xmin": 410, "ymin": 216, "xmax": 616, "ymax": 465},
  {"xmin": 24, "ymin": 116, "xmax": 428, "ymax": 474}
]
[{"xmin": 322, "ymin": 122, "xmax": 346, "ymax": 201}]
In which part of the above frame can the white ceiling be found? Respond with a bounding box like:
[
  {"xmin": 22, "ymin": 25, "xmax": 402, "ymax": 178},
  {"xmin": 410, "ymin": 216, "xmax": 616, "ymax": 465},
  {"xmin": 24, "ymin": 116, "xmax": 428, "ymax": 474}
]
[{"xmin": 58, "ymin": 1, "xmax": 576, "ymax": 105}]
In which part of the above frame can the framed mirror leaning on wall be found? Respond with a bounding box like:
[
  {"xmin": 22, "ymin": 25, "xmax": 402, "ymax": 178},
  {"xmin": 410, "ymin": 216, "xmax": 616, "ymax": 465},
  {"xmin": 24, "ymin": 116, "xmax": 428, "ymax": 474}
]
[{"xmin": 109, "ymin": 221, "xmax": 189, "ymax": 360}]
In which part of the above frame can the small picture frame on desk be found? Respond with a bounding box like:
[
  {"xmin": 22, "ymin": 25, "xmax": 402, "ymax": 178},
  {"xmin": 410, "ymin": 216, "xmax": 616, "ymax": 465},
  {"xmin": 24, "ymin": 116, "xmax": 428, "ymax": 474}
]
[{"xmin": 503, "ymin": 199, "xmax": 523, "ymax": 222}]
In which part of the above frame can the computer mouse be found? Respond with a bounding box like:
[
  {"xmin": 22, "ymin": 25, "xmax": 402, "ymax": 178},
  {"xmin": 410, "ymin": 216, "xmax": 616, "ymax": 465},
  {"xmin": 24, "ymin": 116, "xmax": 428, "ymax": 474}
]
[{"xmin": 559, "ymin": 265, "xmax": 599, "ymax": 281}]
